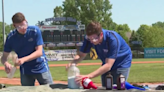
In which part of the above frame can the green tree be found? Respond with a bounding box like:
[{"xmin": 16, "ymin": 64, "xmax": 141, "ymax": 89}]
[
  {"xmin": 0, "ymin": 34, "xmax": 3, "ymax": 51},
  {"xmin": 152, "ymin": 21, "xmax": 164, "ymax": 30},
  {"xmin": 115, "ymin": 24, "xmax": 131, "ymax": 43},
  {"xmin": 129, "ymin": 30, "xmax": 141, "ymax": 47},
  {"xmin": 53, "ymin": 6, "xmax": 64, "ymax": 25},
  {"xmin": 55, "ymin": 0, "xmax": 115, "ymax": 29},
  {"xmin": 143, "ymin": 27, "xmax": 164, "ymax": 48},
  {"xmin": 0, "ymin": 22, "xmax": 14, "ymax": 51},
  {"xmin": 136, "ymin": 24, "xmax": 150, "ymax": 45},
  {"xmin": 54, "ymin": 6, "xmax": 64, "ymax": 17}
]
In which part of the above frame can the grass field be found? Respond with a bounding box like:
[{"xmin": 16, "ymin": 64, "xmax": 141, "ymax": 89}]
[
  {"xmin": 1, "ymin": 58, "xmax": 164, "ymax": 66},
  {"xmin": 0, "ymin": 58, "xmax": 164, "ymax": 84},
  {"xmin": 47, "ymin": 58, "xmax": 164, "ymax": 65}
]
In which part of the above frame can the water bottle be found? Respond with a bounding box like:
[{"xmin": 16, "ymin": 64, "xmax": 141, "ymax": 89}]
[
  {"xmin": 7, "ymin": 65, "xmax": 17, "ymax": 79},
  {"xmin": 67, "ymin": 63, "xmax": 80, "ymax": 89},
  {"xmin": 7, "ymin": 55, "xmax": 17, "ymax": 79}
]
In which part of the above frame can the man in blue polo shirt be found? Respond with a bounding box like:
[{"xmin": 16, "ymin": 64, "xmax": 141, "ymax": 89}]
[
  {"xmin": 1, "ymin": 12, "xmax": 53, "ymax": 86},
  {"xmin": 66, "ymin": 21, "xmax": 132, "ymax": 87}
]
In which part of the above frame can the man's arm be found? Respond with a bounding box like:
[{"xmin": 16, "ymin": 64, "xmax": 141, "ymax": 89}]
[
  {"xmin": 1, "ymin": 52, "xmax": 10, "ymax": 65},
  {"xmin": 20, "ymin": 45, "xmax": 43, "ymax": 62},
  {"xmin": 71, "ymin": 35, "xmax": 92, "ymax": 64},
  {"xmin": 87, "ymin": 58, "xmax": 115, "ymax": 78},
  {"xmin": 1, "ymin": 52, "xmax": 14, "ymax": 73},
  {"xmin": 71, "ymin": 52, "xmax": 87, "ymax": 64},
  {"xmin": 2, "ymin": 33, "xmax": 12, "ymax": 64}
]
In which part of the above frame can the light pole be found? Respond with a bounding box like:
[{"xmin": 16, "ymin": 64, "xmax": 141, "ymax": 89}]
[{"xmin": 2, "ymin": 0, "xmax": 6, "ymax": 46}]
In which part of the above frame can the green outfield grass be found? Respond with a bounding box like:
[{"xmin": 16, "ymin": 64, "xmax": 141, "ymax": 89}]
[
  {"xmin": 0, "ymin": 63, "xmax": 163, "ymax": 83},
  {"xmin": 47, "ymin": 58, "xmax": 164, "ymax": 64}
]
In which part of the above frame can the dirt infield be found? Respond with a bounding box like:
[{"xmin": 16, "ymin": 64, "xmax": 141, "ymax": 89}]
[{"xmin": 0, "ymin": 61, "xmax": 164, "ymax": 86}]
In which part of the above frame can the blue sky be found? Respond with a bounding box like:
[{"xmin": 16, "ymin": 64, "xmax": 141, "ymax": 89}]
[{"xmin": 0, "ymin": 0, "xmax": 164, "ymax": 30}]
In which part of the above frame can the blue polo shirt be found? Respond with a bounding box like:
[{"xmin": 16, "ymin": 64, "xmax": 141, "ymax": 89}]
[
  {"xmin": 80, "ymin": 29, "xmax": 132, "ymax": 70},
  {"xmin": 4, "ymin": 26, "xmax": 49, "ymax": 74}
]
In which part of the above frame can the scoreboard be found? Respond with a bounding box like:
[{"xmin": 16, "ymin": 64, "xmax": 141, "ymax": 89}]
[
  {"xmin": 41, "ymin": 30, "xmax": 85, "ymax": 42},
  {"xmin": 39, "ymin": 25, "xmax": 85, "ymax": 47}
]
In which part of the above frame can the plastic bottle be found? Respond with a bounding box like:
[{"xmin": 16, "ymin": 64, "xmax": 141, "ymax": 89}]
[
  {"xmin": 82, "ymin": 77, "xmax": 97, "ymax": 89},
  {"xmin": 7, "ymin": 55, "xmax": 18, "ymax": 79},
  {"xmin": 7, "ymin": 65, "xmax": 17, "ymax": 79},
  {"xmin": 67, "ymin": 63, "xmax": 80, "ymax": 89},
  {"xmin": 105, "ymin": 72, "xmax": 113, "ymax": 90},
  {"xmin": 117, "ymin": 73, "xmax": 126, "ymax": 90}
]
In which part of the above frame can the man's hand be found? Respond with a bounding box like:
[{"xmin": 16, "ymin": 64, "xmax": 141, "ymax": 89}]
[
  {"xmin": 15, "ymin": 58, "xmax": 26, "ymax": 66},
  {"xmin": 65, "ymin": 52, "xmax": 87, "ymax": 71},
  {"xmin": 1, "ymin": 52, "xmax": 12, "ymax": 73},
  {"xmin": 65, "ymin": 62, "xmax": 73, "ymax": 71},
  {"xmin": 4, "ymin": 62, "xmax": 13, "ymax": 74},
  {"xmin": 65, "ymin": 55, "xmax": 79, "ymax": 71},
  {"xmin": 75, "ymin": 75, "xmax": 92, "ymax": 84},
  {"xmin": 18, "ymin": 45, "xmax": 43, "ymax": 63}
]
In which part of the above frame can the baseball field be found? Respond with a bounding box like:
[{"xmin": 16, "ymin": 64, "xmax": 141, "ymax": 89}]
[{"xmin": 0, "ymin": 58, "xmax": 164, "ymax": 86}]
